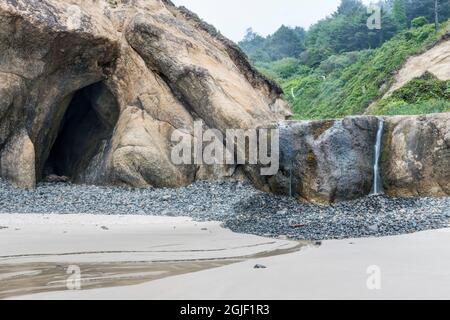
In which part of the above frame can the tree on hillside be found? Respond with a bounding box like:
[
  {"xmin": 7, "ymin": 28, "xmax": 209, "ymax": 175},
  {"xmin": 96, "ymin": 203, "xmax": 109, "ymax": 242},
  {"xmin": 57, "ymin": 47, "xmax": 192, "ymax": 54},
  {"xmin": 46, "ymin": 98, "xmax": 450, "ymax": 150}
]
[
  {"xmin": 239, "ymin": 25, "xmax": 305, "ymax": 62},
  {"xmin": 300, "ymin": 1, "xmax": 398, "ymax": 66},
  {"xmin": 405, "ymin": 0, "xmax": 450, "ymax": 26},
  {"xmin": 264, "ymin": 25, "xmax": 305, "ymax": 60},
  {"xmin": 242, "ymin": 28, "xmax": 257, "ymax": 42},
  {"xmin": 293, "ymin": 27, "xmax": 306, "ymax": 43},
  {"xmin": 435, "ymin": 0, "xmax": 440, "ymax": 30},
  {"xmin": 239, "ymin": 28, "xmax": 269, "ymax": 62},
  {"xmin": 336, "ymin": 0, "xmax": 365, "ymax": 15},
  {"xmin": 392, "ymin": 0, "xmax": 408, "ymax": 29}
]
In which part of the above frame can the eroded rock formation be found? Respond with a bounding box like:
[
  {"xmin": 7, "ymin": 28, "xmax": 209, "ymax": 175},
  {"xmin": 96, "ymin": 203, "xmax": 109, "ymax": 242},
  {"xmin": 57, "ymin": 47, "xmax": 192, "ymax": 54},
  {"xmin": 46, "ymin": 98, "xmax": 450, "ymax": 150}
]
[
  {"xmin": 255, "ymin": 117, "xmax": 380, "ymax": 203},
  {"xmin": 262, "ymin": 114, "xmax": 450, "ymax": 203},
  {"xmin": 0, "ymin": 0, "xmax": 448, "ymax": 203},
  {"xmin": 382, "ymin": 113, "xmax": 450, "ymax": 198},
  {"xmin": 0, "ymin": 0, "xmax": 289, "ymax": 188}
]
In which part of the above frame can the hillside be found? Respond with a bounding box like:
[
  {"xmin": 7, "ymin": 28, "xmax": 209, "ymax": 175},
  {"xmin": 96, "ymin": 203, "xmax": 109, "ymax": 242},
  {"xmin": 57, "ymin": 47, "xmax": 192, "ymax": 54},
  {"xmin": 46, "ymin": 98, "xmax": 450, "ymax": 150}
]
[
  {"xmin": 259, "ymin": 22, "xmax": 450, "ymax": 119},
  {"xmin": 238, "ymin": 0, "xmax": 450, "ymax": 120}
]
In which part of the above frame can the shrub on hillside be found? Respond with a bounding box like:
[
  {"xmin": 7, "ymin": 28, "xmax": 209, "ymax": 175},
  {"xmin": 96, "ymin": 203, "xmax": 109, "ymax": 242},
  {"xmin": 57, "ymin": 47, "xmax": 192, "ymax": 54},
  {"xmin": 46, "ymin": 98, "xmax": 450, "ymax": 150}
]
[{"xmin": 411, "ymin": 16, "xmax": 429, "ymax": 28}]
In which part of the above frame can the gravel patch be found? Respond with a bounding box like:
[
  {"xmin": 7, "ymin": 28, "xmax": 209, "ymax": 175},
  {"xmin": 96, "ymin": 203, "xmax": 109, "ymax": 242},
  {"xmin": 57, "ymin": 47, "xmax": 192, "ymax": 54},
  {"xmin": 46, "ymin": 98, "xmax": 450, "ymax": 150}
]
[
  {"xmin": 228, "ymin": 192, "xmax": 450, "ymax": 240},
  {"xmin": 0, "ymin": 179, "xmax": 448, "ymax": 241}
]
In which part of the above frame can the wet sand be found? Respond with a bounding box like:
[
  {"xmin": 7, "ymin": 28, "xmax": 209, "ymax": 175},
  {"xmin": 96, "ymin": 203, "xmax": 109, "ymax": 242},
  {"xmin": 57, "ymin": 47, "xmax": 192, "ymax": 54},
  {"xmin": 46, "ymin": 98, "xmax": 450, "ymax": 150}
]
[
  {"xmin": 3, "ymin": 214, "xmax": 450, "ymax": 300},
  {"xmin": 0, "ymin": 214, "xmax": 302, "ymax": 299},
  {"xmin": 15, "ymin": 228, "xmax": 450, "ymax": 300},
  {"xmin": 0, "ymin": 260, "xmax": 239, "ymax": 299}
]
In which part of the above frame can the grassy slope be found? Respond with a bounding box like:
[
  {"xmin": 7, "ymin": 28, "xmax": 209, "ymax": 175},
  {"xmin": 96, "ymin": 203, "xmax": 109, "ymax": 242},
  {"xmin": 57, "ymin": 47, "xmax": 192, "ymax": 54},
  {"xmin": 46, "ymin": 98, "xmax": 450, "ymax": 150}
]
[
  {"xmin": 257, "ymin": 22, "xmax": 450, "ymax": 120},
  {"xmin": 371, "ymin": 72, "xmax": 450, "ymax": 116}
]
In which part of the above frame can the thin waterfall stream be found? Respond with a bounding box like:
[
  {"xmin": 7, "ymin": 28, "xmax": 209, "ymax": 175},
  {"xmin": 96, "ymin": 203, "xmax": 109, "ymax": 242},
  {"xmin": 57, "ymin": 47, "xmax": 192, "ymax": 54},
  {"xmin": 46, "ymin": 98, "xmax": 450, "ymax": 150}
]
[{"xmin": 371, "ymin": 117, "xmax": 385, "ymax": 195}]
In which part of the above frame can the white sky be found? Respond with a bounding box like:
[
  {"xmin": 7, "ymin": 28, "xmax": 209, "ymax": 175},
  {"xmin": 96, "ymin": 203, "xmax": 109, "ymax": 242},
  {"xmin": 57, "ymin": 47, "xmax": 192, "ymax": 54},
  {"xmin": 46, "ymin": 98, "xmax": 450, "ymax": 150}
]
[{"xmin": 172, "ymin": 0, "xmax": 374, "ymax": 42}]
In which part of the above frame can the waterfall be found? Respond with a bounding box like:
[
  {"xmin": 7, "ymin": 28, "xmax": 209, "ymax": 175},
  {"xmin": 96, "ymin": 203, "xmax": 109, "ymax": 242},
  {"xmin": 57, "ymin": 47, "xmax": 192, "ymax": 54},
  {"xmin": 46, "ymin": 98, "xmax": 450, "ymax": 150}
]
[
  {"xmin": 371, "ymin": 117, "xmax": 385, "ymax": 195},
  {"xmin": 289, "ymin": 160, "xmax": 293, "ymax": 197}
]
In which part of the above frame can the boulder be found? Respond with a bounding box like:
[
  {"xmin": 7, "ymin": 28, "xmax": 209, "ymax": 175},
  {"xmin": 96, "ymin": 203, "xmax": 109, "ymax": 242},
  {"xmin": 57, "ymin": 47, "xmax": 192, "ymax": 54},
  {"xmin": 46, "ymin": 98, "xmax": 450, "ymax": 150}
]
[
  {"xmin": 256, "ymin": 117, "xmax": 380, "ymax": 203},
  {"xmin": 382, "ymin": 113, "xmax": 450, "ymax": 197},
  {"xmin": 258, "ymin": 114, "xmax": 450, "ymax": 203}
]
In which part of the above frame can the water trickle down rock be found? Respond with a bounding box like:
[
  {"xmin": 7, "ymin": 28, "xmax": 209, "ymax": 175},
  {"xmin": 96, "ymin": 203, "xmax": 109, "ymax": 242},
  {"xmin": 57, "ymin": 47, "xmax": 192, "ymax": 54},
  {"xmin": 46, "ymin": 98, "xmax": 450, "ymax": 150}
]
[{"xmin": 371, "ymin": 117, "xmax": 385, "ymax": 195}]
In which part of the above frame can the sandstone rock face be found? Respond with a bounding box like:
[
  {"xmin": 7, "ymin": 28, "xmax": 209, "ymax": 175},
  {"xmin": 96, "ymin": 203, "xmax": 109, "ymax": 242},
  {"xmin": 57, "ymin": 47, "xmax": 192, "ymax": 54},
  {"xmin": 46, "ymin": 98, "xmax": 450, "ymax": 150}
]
[
  {"xmin": 256, "ymin": 117, "xmax": 380, "ymax": 203},
  {"xmin": 0, "ymin": 0, "xmax": 288, "ymax": 188},
  {"xmin": 0, "ymin": 130, "xmax": 35, "ymax": 188},
  {"xmin": 382, "ymin": 113, "xmax": 450, "ymax": 197}
]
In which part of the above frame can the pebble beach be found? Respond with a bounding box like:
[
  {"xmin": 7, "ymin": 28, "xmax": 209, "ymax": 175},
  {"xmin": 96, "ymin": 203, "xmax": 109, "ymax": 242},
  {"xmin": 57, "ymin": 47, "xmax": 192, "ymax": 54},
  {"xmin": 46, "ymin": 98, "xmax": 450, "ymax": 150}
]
[{"xmin": 1, "ymin": 179, "xmax": 448, "ymax": 241}]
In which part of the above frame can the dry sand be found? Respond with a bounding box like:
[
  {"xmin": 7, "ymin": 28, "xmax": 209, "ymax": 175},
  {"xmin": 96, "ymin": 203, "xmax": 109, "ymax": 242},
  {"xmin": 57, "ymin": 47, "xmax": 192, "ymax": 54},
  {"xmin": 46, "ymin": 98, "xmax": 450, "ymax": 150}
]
[{"xmin": 1, "ymin": 214, "xmax": 450, "ymax": 300}]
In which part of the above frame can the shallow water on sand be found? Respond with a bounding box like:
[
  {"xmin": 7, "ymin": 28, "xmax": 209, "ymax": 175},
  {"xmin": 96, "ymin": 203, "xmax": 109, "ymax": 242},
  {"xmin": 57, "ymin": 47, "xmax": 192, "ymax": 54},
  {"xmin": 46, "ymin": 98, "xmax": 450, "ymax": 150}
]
[{"xmin": 0, "ymin": 243, "xmax": 305, "ymax": 299}]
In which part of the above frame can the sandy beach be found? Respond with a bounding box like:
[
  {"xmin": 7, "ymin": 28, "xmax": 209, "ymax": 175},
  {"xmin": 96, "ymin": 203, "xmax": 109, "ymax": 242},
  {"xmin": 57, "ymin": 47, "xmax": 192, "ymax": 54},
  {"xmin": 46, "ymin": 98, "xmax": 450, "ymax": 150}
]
[
  {"xmin": 0, "ymin": 214, "xmax": 301, "ymax": 299},
  {"xmin": 1, "ymin": 213, "xmax": 449, "ymax": 300}
]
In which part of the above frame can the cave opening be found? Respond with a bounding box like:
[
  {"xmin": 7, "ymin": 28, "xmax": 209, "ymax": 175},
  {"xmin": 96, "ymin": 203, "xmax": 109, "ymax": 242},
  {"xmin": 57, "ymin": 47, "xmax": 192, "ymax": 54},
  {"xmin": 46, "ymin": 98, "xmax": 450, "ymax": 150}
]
[{"xmin": 44, "ymin": 82, "xmax": 119, "ymax": 182}]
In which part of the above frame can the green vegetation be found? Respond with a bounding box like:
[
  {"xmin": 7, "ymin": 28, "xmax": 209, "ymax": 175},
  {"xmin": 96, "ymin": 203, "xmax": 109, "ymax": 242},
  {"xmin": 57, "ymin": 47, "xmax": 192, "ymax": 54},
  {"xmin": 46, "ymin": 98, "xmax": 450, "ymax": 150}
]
[
  {"xmin": 371, "ymin": 73, "xmax": 450, "ymax": 115},
  {"xmin": 411, "ymin": 16, "xmax": 429, "ymax": 28},
  {"xmin": 239, "ymin": 0, "xmax": 450, "ymax": 119},
  {"xmin": 239, "ymin": 26, "xmax": 305, "ymax": 62},
  {"xmin": 283, "ymin": 22, "xmax": 448, "ymax": 119},
  {"xmin": 392, "ymin": 0, "xmax": 408, "ymax": 29}
]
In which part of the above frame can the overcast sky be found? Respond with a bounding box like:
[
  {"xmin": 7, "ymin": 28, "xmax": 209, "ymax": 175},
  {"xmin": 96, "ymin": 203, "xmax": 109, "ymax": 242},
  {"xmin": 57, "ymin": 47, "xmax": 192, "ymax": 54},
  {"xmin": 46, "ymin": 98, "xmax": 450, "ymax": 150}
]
[{"xmin": 172, "ymin": 0, "xmax": 373, "ymax": 42}]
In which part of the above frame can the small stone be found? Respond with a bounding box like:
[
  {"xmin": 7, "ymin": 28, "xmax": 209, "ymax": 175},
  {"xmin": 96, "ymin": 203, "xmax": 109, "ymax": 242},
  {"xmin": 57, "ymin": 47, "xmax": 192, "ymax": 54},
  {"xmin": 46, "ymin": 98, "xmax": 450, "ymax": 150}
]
[
  {"xmin": 162, "ymin": 209, "xmax": 175, "ymax": 216},
  {"xmin": 254, "ymin": 264, "xmax": 267, "ymax": 269}
]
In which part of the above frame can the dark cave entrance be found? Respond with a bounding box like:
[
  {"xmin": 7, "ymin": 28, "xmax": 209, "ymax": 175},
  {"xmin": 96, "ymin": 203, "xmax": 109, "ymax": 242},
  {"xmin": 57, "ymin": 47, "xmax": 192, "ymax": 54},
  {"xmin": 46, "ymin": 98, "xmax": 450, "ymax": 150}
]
[{"xmin": 44, "ymin": 83, "xmax": 119, "ymax": 182}]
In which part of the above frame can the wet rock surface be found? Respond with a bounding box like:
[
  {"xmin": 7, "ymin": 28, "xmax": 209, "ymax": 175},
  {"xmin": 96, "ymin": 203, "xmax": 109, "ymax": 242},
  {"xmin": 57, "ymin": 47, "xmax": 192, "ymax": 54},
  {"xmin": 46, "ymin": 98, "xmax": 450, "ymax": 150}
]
[
  {"xmin": 1, "ymin": 179, "xmax": 448, "ymax": 241},
  {"xmin": 259, "ymin": 117, "xmax": 379, "ymax": 203}
]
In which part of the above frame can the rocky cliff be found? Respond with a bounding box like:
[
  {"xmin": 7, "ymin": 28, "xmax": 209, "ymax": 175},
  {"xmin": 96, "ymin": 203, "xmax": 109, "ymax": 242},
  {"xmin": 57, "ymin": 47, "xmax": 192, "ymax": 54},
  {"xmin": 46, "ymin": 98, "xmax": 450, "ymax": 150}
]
[
  {"xmin": 0, "ymin": 0, "xmax": 448, "ymax": 203},
  {"xmin": 261, "ymin": 113, "xmax": 450, "ymax": 203},
  {"xmin": 0, "ymin": 0, "xmax": 290, "ymax": 189}
]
